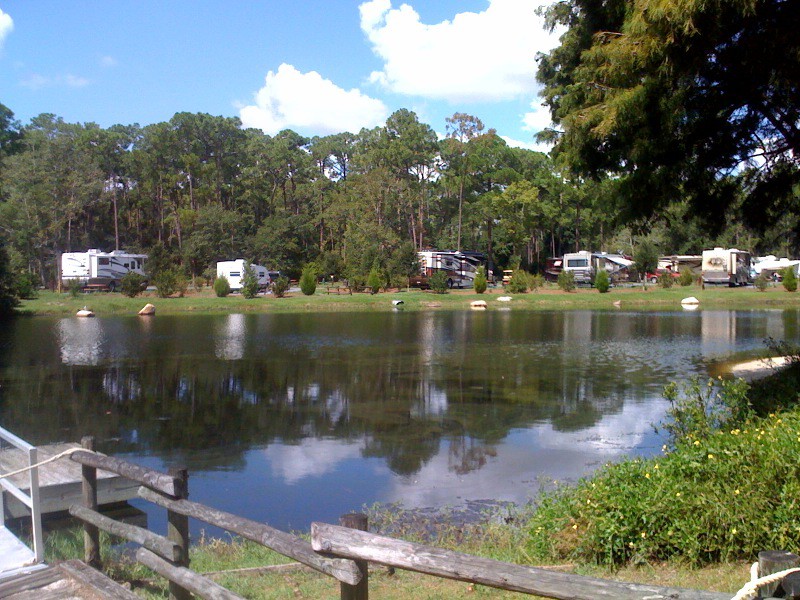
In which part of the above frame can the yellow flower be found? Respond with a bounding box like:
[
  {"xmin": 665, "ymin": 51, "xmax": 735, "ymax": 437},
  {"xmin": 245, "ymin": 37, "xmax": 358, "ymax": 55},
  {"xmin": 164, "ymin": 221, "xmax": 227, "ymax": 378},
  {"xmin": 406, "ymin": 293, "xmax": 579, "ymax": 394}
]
[
  {"xmin": 645, "ymin": 472, "xmax": 651, "ymax": 479},
  {"xmin": 734, "ymin": 489, "xmax": 740, "ymax": 495},
  {"xmin": 641, "ymin": 532, "xmax": 647, "ymax": 538},
  {"xmin": 693, "ymin": 440, "xmax": 700, "ymax": 446},
  {"xmin": 676, "ymin": 492, "xmax": 682, "ymax": 497},
  {"xmin": 572, "ymin": 524, "xmax": 578, "ymax": 530},
  {"xmin": 708, "ymin": 453, "xmax": 714, "ymax": 459},
  {"xmin": 654, "ymin": 464, "xmax": 659, "ymax": 470},
  {"xmin": 629, "ymin": 542, "xmax": 635, "ymax": 548},
  {"xmin": 732, "ymin": 528, "xmax": 737, "ymax": 535}
]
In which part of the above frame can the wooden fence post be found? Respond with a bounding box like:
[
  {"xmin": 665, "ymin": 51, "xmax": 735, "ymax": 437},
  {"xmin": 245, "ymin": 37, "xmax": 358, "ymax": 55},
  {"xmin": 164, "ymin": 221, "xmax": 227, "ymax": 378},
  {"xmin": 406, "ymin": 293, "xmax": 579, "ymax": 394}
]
[
  {"xmin": 80, "ymin": 436, "xmax": 100, "ymax": 569},
  {"xmin": 339, "ymin": 513, "xmax": 369, "ymax": 600},
  {"xmin": 167, "ymin": 466, "xmax": 190, "ymax": 600},
  {"xmin": 758, "ymin": 549, "xmax": 800, "ymax": 598}
]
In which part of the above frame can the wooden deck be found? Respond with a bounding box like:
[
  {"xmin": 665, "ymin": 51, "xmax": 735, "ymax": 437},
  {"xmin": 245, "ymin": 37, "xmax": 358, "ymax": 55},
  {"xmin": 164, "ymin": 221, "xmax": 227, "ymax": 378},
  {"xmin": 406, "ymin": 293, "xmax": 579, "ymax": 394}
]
[
  {"xmin": 0, "ymin": 443, "xmax": 139, "ymax": 519},
  {"xmin": 0, "ymin": 526, "xmax": 41, "ymax": 580},
  {"xmin": 0, "ymin": 560, "xmax": 140, "ymax": 599}
]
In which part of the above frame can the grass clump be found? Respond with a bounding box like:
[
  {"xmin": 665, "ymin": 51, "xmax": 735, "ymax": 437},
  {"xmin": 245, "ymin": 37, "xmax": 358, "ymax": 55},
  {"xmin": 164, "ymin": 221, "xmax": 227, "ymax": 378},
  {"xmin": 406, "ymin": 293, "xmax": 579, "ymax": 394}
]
[{"xmin": 527, "ymin": 369, "xmax": 800, "ymax": 567}]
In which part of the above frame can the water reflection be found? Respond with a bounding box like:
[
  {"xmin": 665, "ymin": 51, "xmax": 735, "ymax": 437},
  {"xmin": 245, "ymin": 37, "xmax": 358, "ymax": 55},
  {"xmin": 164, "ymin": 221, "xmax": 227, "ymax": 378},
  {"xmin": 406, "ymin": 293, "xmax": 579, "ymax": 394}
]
[{"xmin": 0, "ymin": 309, "xmax": 797, "ymax": 530}]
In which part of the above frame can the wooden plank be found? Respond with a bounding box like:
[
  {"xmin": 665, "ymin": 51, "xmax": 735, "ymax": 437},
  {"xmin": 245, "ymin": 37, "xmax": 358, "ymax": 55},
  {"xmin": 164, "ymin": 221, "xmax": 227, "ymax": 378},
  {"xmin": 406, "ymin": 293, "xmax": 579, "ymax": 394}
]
[
  {"xmin": 136, "ymin": 548, "xmax": 244, "ymax": 600},
  {"xmin": 0, "ymin": 526, "xmax": 37, "ymax": 577},
  {"xmin": 70, "ymin": 450, "xmax": 179, "ymax": 496},
  {"xmin": 69, "ymin": 504, "xmax": 182, "ymax": 562},
  {"xmin": 310, "ymin": 523, "xmax": 731, "ymax": 600},
  {"xmin": 139, "ymin": 486, "xmax": 362, "ymax": 586},
  {"xmin": 58, "ymin": 560, "xmax": 141, "ymax": 599}
]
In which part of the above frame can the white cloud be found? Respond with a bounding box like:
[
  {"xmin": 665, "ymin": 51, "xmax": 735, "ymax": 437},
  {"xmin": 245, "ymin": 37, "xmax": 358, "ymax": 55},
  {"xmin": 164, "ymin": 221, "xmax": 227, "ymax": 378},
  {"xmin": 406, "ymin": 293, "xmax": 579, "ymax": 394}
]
[
  {"xmin": 240, "ymin": 63, "xmax": 389, "ymax": 136},
  {"xmin": 359, "ymin": 0, "xmax": 560, "ymax": 102},
  {"xmin": 522, "ymin": 100, "xmax": 553, "ymax": 134},
  {"xmin": 64, "ymin": 74, "xmax": 89, "ymax": 88},
  {"xmin": 501, "ymin": 135, "xmax": 549, "ymax": 153},
  {"xmin": 21, "ymin": 73, "xmax": 90, "ymax": 90},
  {"xmin": 0, "ymin": 9, "xmax": 12, "ymax": 49},
  {"xmin": 100, "ymin": 55, "xmax": 118, "ymax": 68},
  {"xmin": 263, "ymin": 438, "xmax": 364, "ymax": 485}
]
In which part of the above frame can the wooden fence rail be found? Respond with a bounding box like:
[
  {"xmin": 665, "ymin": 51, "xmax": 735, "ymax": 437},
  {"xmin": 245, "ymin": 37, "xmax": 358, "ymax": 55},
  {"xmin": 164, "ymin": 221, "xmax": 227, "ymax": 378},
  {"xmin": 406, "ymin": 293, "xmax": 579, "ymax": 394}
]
[{"xmin": 69, "ymin": 439, "xmax": 799, "ymax": 600}]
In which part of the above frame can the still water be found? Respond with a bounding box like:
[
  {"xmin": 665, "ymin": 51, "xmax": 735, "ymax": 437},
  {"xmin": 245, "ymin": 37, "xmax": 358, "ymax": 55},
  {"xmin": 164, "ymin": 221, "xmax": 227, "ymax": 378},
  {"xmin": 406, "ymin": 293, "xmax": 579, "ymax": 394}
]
[{"xmin": 1, "ymin": 309, "xmax": 797, "ymax": 533}]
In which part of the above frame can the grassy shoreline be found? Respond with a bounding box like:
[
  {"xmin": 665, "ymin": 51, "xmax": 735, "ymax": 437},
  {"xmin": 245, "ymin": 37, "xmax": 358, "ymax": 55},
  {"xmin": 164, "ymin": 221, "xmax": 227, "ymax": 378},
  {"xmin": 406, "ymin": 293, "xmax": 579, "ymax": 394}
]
[{"xmin": 17, "ymin": 283, "xmax": 800, "ymax": 316}]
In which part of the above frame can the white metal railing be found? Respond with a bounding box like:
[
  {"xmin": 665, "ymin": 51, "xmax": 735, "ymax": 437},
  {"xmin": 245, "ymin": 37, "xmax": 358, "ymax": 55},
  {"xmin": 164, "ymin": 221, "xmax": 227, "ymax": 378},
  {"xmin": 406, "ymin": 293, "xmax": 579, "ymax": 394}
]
[{"xmin": 0, "ymin": 426, "xmax": 44, "ymax": 563}]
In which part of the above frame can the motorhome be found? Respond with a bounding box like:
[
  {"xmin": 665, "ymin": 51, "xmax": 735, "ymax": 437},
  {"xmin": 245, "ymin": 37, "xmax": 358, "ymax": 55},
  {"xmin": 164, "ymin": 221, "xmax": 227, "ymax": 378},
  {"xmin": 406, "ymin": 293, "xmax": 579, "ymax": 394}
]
[
  {"xmin": 61, "ymin": 249, "xmax": 147, "ymax": 291},
  {"xmin": 415, "ymin": 250, "xmax": 486, "ymax": 289},
  {"xmin": 701, "ymin": 248, "xmax": 752, "ymax": 286},
  {"xmin": 591, "ymin": 253, "xmax": 633, "ymax": 283},
  {"xmin": 562, "ymin": 251, "xmax": 594, "ymax": 284},
  {"xmin": 216, "ymin": 260, "xmax": 271, "ymax": 291}
]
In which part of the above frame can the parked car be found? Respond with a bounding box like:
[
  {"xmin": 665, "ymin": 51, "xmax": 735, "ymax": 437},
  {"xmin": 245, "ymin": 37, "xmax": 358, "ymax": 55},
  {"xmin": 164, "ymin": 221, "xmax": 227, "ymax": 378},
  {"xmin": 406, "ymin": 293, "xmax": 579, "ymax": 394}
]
[{"xmin": 646, "ymin": 268, "xmax": 680, "ymax": 284}]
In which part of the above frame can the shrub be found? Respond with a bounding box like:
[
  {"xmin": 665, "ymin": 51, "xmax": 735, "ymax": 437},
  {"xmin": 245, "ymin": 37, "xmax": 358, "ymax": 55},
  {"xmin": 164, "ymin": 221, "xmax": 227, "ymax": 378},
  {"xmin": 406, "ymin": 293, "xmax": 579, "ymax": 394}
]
[
  {"xmin": 781, "ymin": 267, "xmax": 797, "ymax": 292},
  {"xmin": 557, "ymin": 270, "xmax": 576, "ymax": 292},
  {"xmin": 366, "ymin": 266, "xmax": 382, "ymax": 295},
  {"xmin": 657, "ymin": 271, "xmax": 674, "ymax": 288},
  {"xmin": 508, "ymin": 270, "xmax": 529, "ymax": 294},
  {"xmin": 271, "ymin": 276, "xmax": 290, "ymax": 298},
  {"xmin": 66, "ymin": 279, "xmax": 83, "ymax": 298},
  {"xmin": 213, "ymin": 276, "xmax": 231, "ymax": 297},
  {"xmin": 120, "ymin": 272, "xmax": 146, "ymax": 298},
  {"xmin": 240, "ymin": 262, "xmax": 259, "ymax": 299},
  {"xmin": 529, "ymin": 273, "xmax": 544, "ymax": 292},
  {"xmin": 0, "ymin": 243, "xmax": 19, "ymax": 317},
  {"xmin": 754, "ymin": 272, "xmax": 770, "ymax": 292},
  {"xmin": 594, "ymin": 269, "xmax": 610, "ymax": 293},
  {"xmin": 15, "ymin": 272, "xmax": 38, "ymax": 299},
  {"xmin": 299, "ymin": 265, "xmax": 317, "ymax": 296},
  {"xmin": 153, "ymin": 267, "xmax": 187, "ymax": 298},
  {"xmin": 678, "ymin": 267, "xmax": 694, "ymax": 287},
  {"xmin": 473, "ymin": 266, "xmax": 487, "ymax": 294},
  {"xmin": 429, "ymin": 270, "xmax": 449, "ymax": 294}
]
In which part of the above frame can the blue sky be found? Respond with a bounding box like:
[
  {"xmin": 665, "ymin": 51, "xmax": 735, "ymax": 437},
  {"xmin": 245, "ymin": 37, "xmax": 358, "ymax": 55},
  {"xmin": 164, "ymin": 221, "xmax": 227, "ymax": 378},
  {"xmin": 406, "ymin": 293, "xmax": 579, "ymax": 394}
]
[{"xmin": 0, "ymin": 1, "xmax": 560, "ymax": 150}]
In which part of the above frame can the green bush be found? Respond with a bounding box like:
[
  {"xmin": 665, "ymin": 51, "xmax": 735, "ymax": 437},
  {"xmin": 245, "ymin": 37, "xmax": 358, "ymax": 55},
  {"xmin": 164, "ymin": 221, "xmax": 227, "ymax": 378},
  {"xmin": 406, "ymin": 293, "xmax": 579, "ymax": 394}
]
[
  {"xmin": 120, "ymin": 272, "xmax": 146, "ymax": 298},
  {"xmin": 594, "ymin": 269, "xmax": 610, "ymax": 293},
  {"xmin": 429, "ymin": 270, "xmax": 449, "ymax": 294},
  {"xmin": 473, "ymin": 266, "xmax": 487, "ymax": 294},
  {"xmin": 0, "ymin": 243, "xmax": 19, "ymax": 317},
  {"xmin": 15, "ymin": 272, "xmax": 38, "ymax": 299},
  {"xmin": 153, "ymin": 267, "xmax": 187, "ymax": 298},
  {"xmin": 213, "ymin": 276, "xmax": 231, "ymax": 297},
  {"xmin": 299, "ymin": 265, "xmax": 317, "ymax": 296},
  {"xmin": 781, "ymin": 267, "xmax": 797, "ymax": 292},
  {"xmin": 271, "ymin": 276, "xmax": 290, "ymax": 298},
  {"xmin": 240, "ymin": 262, "xmax": 259, "ymax": 299},
  {"xmin": 529, "ymin": 273, "xmax": 544, "ymax": 292},
  {"xmin": 66, "ymin": 279, "xmax": 83, "ymax": 298},
  {"xmin": 678, "ymin": 267, "xmax": 694, "ymax": 287},
  {"xmin": 366, "ymin": 266, "xmax": 382, "ymax": 295},
  {"xmin": 754, "ymin": 272, "xmax": 770, "ymax": 292},
  {"xmin": 557, "ymin": 270, "xmax": 576, "ymax": 292},
  {"xmin": 657, "ymin": 271, "xmax": 674, "ymax": 288},
  {"xmin": 508, "ymin": 270, "xmax": 529, "ymax": 294}
]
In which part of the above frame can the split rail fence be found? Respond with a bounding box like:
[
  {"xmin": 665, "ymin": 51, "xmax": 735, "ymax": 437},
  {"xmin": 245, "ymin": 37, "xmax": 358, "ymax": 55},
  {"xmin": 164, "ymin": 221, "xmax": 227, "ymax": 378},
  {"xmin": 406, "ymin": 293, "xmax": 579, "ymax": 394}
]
[{"xmin": 69, "ymin": 436, "xmax": 798, "ymax": 600}]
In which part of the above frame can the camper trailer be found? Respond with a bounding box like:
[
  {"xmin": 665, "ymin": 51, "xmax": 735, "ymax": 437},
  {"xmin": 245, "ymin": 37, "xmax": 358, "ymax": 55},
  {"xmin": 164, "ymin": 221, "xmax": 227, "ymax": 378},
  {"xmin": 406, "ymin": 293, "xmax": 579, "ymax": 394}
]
[
  {"xmin": 216, "ymin": 260, "xmax": 271, "ymax": 291},
  {"xmin": 701, "ymin": 248, "xmax": 752, "ymax": 286},
  {"xmin": 61, "ymin": 249, "xmax": 147, "ymax": 291},
  {"xmin": 415, "ymin": 250, "xmax": 486, "ymax": 289},
  {"xmin": 562, "ymin": 251, "xmax": 594, "ymax": 284}
]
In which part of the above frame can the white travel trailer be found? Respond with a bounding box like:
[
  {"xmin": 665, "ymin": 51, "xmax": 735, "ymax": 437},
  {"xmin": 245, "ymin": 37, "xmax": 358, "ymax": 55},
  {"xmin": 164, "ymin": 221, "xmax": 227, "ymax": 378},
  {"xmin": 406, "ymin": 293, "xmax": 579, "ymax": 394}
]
[
  {"xmin": 416, "ymin": 250, "xmax": 486, "ymax": 289},
  {"xmin": 562, "ymin": 251, "xmax": 594, "ymax": 284},
  {"xmin": 701, "ymin": 248, "xmax": 752, "ymax": 286},
  {"xmin": 61, "ymin": 249, "xmax": 147, "ymax": 291},
  {"xmin": 216, "ymin": 259, "xmax": 271, "ymax": 291}
]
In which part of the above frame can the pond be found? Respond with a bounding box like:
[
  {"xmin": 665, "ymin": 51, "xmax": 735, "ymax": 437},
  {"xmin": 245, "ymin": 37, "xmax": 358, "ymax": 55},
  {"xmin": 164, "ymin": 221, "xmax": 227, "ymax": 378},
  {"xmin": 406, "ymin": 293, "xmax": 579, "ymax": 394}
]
[{"xmin": 0, "ymin": 309, "xmax": 797, "ymax": 534}]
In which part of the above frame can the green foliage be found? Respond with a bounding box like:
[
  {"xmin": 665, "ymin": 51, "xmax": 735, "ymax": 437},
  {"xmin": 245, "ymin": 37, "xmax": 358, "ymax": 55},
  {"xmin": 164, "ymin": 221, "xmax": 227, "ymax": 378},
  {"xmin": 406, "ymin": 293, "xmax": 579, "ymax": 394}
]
[
  {"xmin": 529, "ymin": 273, "xmax": 544, "ymax": 292},
  {"xmin": 14, "ymin": 271, "xmax": 38, "ymax": 299},
  {"xmin": 473, "ymin": 266, "xmax": 487, "ymax": 294},
  {"xmin": 781, "ymin": 267, "xmax": 797, "ymax": 292},
  {"xmin": 153, "ymin": 267, "xmax": 188, "ymax": 298},
  {"xmin": 271, "ymin": 276, "xmax": 289, "ymax": 298},
  {"xmin": 428, "ymin": 270, "xmax": 449, "ymax": 294},
  {"xmin": 366, "ymin": 264, "xmax": 382, "ymax": 295},
  {"xmin": 527, "ymin": 410, "xmax": 800, "ymax": 566},
  {"xmin": 507, "ymin": 270, "xmax": 529, "ymax": 294},
  {"xmin": 659, "ymin": 377, "xmax": 752, "ymax": 448},
  {"xmin": 657, "ymin": 271, "xmax": 674, "ymax": 289},
  {"xmin": 557, "ymin": 270, "xmax": 576, "ymax": 292},
  {"xmin": 633, "ymin": 240, "xmax": 659, "ymax": 280},
  {"xmin": 120, "ymin": 272, "xmax": 146, "ymax": 298},
  {"xmin": 66, "ymin": 279, "xmax": 82, "ymax": 298},
  {"xmin": 213, "ymin": 276, "xmax": 231, "ymax": 298},
  {"xmin": 240, "ymin": 262, "xmax": 259, "ymax": 299},
  {"xmin": 299, "ymin": 265, "xmax": 317, "ymax": 296},
  {"xmin": 594, "ymin": 269, "xmax": 610, "ymax": 293},
  {"xmin": 0, "ymin": 243, "xmax": 19, "ymax": 318},
  {"xmin": 678, "ymin": 267, "xmax": 694, "ymax": 287}
]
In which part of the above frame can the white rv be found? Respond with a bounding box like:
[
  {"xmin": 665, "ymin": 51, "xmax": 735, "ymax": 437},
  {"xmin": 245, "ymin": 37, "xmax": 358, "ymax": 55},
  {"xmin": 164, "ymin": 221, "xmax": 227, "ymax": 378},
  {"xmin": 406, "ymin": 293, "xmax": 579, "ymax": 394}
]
[
  {"xmin": 216, "ymin": 260, "xmax": 271, "ymax": 291},
  {"xmin": 562, "ymin": 251, "xmax": 594, "ymax": 284},
  {"xmin": 416, "ymin": 250, "xmax": 486, "ymax": 289},
  {"xmin": 701, "ymin": 248, "xmax": 752, "ymax": 286},
  {"xmin": 61, "ymin": 249, "xmax": 147, "ymax": 291}
]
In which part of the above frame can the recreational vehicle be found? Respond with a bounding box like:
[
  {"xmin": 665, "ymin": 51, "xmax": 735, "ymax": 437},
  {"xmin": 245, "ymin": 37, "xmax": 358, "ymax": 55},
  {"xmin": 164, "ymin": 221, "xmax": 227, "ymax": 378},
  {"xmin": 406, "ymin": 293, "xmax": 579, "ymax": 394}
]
[
  {"xmin": 415, "ymin": 250, "xmax": 486, "ymax": 289},
  {"xmin": 701, "ymin": 248, "xmax": 752, "ymax": 286},
  {"xmin": 562, "ymin": 251, "xmax": 594, "ymax": 284},
  {"xmin": 216, "ymin": 260, "xmax": 271, "ymax": 291},
  {"xmin": 61, "ymin": 249, "xmax": 147, "ymax": 291}
]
